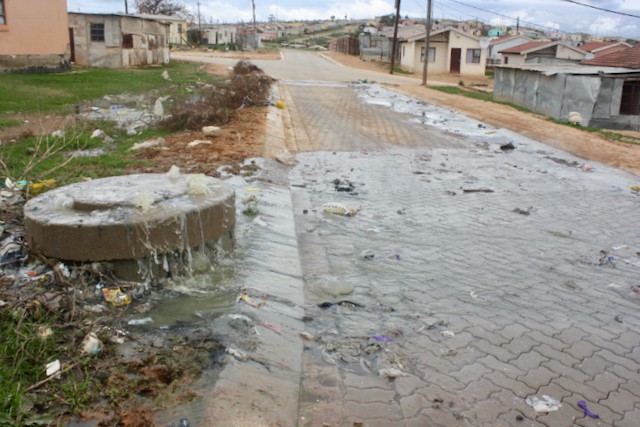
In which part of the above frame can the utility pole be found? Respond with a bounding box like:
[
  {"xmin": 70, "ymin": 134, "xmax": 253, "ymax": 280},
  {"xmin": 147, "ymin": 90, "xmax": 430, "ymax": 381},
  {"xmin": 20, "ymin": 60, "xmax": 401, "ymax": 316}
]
[
  {"xmin": 421, "ymin": 0, "xmax": 432, "ymax": 86},
  {"xmin": 252, "ymin": 0, "xmax": 258, "ymax": 49},
  {"xmin": 390, "ymin": 0, "xmax": 401, "ymax": 74},
  {"xmin": 197, "ymin": 1, "xmax": 202, "ymax": 43},
  {"xmin": 124, "ymin": 0, "xmax": 128, "ymax": 14},
  {"xmin": 516, "ymin": 17, "xmax": 519, "ymax": 35}
]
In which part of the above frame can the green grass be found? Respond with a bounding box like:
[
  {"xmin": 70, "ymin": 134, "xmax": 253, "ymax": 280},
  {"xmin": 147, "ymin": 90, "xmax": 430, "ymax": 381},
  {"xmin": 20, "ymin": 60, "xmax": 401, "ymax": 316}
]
[
  {"xmin": 0, "ymin": 62, "xmax": 219, "ymax": 115},
  {"xmin": 0, "ymin": 119, "xmax": 22, "ymax": 130}
]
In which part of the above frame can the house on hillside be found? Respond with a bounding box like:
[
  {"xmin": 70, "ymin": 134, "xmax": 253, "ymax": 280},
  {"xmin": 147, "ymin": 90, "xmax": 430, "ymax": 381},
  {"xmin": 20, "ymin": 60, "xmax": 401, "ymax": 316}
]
[
  {"xmin": 488, "ymin": 35, "xmax": 532, "ymax": 65},
  {"xmin": 398, "ymin": 28, "xmax": 487, "ymax": 75},
  {"xmin": 499, "ymin": 41, "xmax": 590, "ymax": 66},
  {"xmin": 494, "ymin": 62, "xmax": 640, "ymax": 130},
  {"xmin": 578, "ymin": 41, "xmax": 631, "ymax": 58},
  {"xmin": 0, "ymin": 0, "xmax": 70, "ymax": 72},
  {"xmin": 68, "ymin": 13, "xmax": 170, "ymax": 68}
]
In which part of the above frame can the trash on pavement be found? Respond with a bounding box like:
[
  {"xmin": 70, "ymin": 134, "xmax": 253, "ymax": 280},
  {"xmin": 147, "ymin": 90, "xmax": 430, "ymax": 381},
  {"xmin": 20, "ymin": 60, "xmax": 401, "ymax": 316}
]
[
  {"xmin": 441, "ymin": 330, "xmax": 455, "ymax": 338},
  {"xmin": 372, "ymin": 335, "xmax": 392, "ymax": 342},
  {"xmin": 513, "ymin": 207, "xmax": 532, "ymax": 215},
  {"xmin": 525, "ymin": 395, "xmax": 562, "ymax": 413},
  {"xmin": 80, "ymin": 332, "xmax": 104, "ymax": 356},
  {"xmin": 318, "ymin": 300, "xmax": 365, "ymax": 309},
  {"xmin": 378, "ymin": 367, "xmax": 407, "ymax": 379},
  {"xmin": 275, "ymin": 100, "xmax": 285, "ymax": 109},
  {"xmin": 46, "ymin": 360, "xmax": 61, "ymax": 377},
  {"xmin": 237, "ymin": 291, "xmax": 261, "ymax": 308},
  {"xmin": 577, "ymin": 400, "xmax": 599, "ymax": 418},
  {"xmin": 275, "ymin": 148, "xmax": 297, "ymax": 165},
  {"xmin": 333, "ymin": 178, "xmax": 355, "ymax": 193},
  {"xmin": 102, "ymin": 288, "xmax": 131, "ymax": 306},
  {"xmin": 264, "ymin": 321, "xmax": 279, "ymax": 332},
  {"xmin": 500, "ymin": 142, "xmax": 515, "ymax": 151},
  {"xmin": 462, "ymin": 188, "xmax": 494, "ymax": 193},
  {"xmin": 323, "ymin": 202, "xmax": 358, "ymax": 217},
  {"xmin": 226, "ymin": 347, "xmax": 248, "ymax": 361},
  {"xmin": 360, "ymin": 249, "xmax": 375, "ymax": 260}
]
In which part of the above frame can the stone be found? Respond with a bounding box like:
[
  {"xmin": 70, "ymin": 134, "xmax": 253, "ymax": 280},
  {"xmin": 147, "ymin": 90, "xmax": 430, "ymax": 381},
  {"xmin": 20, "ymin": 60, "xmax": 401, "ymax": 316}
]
[{"xmin": 202, "ymin": 126, "xmax": 222, "ymax": 136}]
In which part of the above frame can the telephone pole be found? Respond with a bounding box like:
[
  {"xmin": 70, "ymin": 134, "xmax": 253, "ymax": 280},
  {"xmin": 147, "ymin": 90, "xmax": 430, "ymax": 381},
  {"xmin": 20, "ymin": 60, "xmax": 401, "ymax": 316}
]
[
  {"xmin": 252, "ymin": 0, "xmax": 258, "ymax": 49},
  {"xmin": 421, "ymin": 0, "xmax": 432, "ymax": 86},
  {"xmin": 390, "ymin": 0, "xmax": 401, "ymax": 74},
  {"xmin": 124, "ymin": 0, "xmax": 128, "ymax": 14}
]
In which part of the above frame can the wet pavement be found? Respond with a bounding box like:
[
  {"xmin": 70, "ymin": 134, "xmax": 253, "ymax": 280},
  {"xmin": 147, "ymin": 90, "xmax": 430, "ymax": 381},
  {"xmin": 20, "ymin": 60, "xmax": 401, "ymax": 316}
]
[{"xmin": 163, "ymin": 51, "xmax": 640, "ymax": 426}]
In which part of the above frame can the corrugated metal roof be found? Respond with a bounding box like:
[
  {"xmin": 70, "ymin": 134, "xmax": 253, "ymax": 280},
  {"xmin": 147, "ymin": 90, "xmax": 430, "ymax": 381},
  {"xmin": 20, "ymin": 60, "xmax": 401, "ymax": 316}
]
[
  {"xmin": 496, "ymin": 63, "xmax": 640, "ymax": 76},
  {"xmin": 582, "ymin": 45, "xmax": 640, "ymax": 68}
]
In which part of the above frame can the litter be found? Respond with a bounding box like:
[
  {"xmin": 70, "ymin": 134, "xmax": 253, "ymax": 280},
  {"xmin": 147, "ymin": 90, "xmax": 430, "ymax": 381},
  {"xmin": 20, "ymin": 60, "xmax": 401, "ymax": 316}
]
[
  {"xmin": 378, "ymin": 367, "xmax": 407, "ymax": 378},
  {"xmin": 333, "ymin": 178, "xmax": 356, "ymax": 193},
  {"xmin": 323, "ymin": 202, "xmax": 358, "ymax": 217},
  {"xmin": 525, "ymin": 395, "xmax": 562, "ymax": 413},
  {"xmin": 128, "ymin": 317, "xmax": 153, "ymax": 326},
  {"xmin": 462, "ymin": 188, "xmax": 494, "ymax": 193},
  {"xmin": 264, "ymin": 321, "xmax": 279, "ymax": 332},
  {"xmin": 360, "ymin": 249, "xmax": 375, "ymax": 260},
  {"xmin": 500, "ymin": 142, "xmax": 515, "ymax": 151},
  {"xmin": 228, "ymin": 314, "xmax": 252, "ymax": 322},
  {"xmin": 577, "ymin": 400, "xmax": 599, "ymax": 418},
  {"xmin": 28, "ymin": 179, "xmax": 57, "ymax": 196},
  {"xmin": 441, "ymin": 331, "xmax": 455, "ymax": 338},
  {"xmin": 237, "ymin": 292, "xmax": 260, "ymax": 308},
  {"xmin": 226, "ymin": 347, "xmax": 248, "ymax": 361},
  {"xmin": 46, "ymin": 360, "xmax": 61, "ymax": 377},
  {"xmin": 372, "ymin": 335, "xmax": 392, "ymax": 342},
  {"xmin": 318, "ymin": 300, "xmax": 365, "ymax": 309},
  {"xmin": 102, "ymin": 288, "xmax": 131, "ymax": 306},
  {"xmin": 275, "ymin": 100, "xmax": 285, "ymax": 109},
  {"xmin": 513, "ymin": 207, "xmax": 532, "ymax": 215},
  {"xmin": 80, "ymin": 332, "xmax": 104, "ymax": 356}
]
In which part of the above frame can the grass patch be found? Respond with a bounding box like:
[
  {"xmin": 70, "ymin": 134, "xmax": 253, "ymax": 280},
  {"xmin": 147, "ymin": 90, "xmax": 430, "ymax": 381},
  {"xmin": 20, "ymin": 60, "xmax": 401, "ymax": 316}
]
[
  {"xmin": 0, "ymin": 119, "xmax": 23, "ymax": 130},
  {"xmin": 0, "ymin": 62, "xmax": 219, "ymax": 115}
]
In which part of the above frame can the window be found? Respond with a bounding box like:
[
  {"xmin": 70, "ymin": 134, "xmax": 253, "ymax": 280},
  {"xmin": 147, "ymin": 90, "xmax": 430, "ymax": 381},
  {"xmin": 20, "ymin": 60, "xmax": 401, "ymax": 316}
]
[
  {"xmin": 620, "ymin": 81, "xmax": 640, "ymax": 115},
  {"xmin": 504, "ymin": 56, "xmax": 509, "ymax": 65},
  {"xmin": 177, "ymin": 23, "xmax": 183, "ymax": 33},
  {"xmin": 122, "ymin": 34, "xmax": 133, "ymax": 49},
  {"xmin": 0, "ymin": 0, "xmax": 6, "ymax": 25},
  {"xmin": 466, "ymin": 48, "xmax": 481, "ymax": 63},
  {"xmin": 420, "ymin": 46, "xmax": 436, "ymax": 63},
  {"xmin": 90, "ymin": 23, "xmax": 105, "ymax": 42}
]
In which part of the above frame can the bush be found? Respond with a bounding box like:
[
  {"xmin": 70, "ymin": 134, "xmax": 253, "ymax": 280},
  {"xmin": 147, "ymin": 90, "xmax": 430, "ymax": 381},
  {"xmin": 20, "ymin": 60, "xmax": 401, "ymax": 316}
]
[{"xmin": 161, "ymin": 61, "xmax": 273, "ymax": 131}]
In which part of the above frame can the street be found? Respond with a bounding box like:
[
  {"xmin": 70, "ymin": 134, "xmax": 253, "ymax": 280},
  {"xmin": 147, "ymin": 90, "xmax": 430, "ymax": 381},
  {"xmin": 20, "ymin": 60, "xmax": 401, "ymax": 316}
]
[{"xmin": 172, "ymin": 50, "xmax": 640, "ymax": 427}]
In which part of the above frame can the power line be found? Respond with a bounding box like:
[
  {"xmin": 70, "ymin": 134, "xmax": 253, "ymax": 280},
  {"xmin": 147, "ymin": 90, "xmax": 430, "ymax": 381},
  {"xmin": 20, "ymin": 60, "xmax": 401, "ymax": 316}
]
[
  {"xmin": 559, "ymin": 0, "xmax": 640, "ymax": 19},
  {"xmin": 445, "ymin": 0, "xmax": 566, "ymax": 33}
]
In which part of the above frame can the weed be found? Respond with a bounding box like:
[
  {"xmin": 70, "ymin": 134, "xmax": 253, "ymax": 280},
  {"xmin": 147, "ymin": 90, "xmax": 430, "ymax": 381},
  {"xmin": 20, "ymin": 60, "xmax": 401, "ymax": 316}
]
[
  {"xmin": 0, "ymin": 119, "xmax": 22, "ymax": 130},
  {"xmin": 162, "ymin": 61, "xmax": 272, "ymax": 131}
]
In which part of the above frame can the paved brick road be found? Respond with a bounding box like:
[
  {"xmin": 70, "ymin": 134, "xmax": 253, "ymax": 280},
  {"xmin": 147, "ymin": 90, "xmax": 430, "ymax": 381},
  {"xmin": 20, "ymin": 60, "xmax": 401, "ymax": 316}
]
[{"xmin": 285, "ymin": 81, "xmax": 640, "ymax": 427}]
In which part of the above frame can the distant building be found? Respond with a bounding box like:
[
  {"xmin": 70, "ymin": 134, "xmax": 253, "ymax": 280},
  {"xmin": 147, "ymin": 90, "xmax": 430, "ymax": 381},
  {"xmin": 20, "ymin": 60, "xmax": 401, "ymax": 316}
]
[
  {"xmin": 130, "ymin": 13, "xmax": 188, "ymax": 46},
  {"xmin": 499, "ymin": 41, "xmax": 590, "ymax": 66},
  {"xmin": 200, "ymin": 25, "xmax": 237, "ymax": 45},
  {"xmin": 579, "ymin": 41, "xmax": 631, "ymax": 58},
  {"xmin": 488, "ymin": 35, "xmax": 532, "ymax": 65}
]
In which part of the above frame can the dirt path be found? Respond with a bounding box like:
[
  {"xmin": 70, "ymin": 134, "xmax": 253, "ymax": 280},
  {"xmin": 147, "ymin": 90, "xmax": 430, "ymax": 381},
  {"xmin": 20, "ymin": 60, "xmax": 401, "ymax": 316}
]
[{"xmin": 325, "ymin": 51, "xmax": 640, "ymax": 177}]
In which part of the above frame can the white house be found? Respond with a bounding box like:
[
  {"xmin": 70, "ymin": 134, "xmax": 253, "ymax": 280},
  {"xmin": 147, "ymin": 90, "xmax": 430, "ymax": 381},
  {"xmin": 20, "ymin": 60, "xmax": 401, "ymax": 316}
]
[
  {"xmin": 399, "ymin": 28, "xmax": 487, "ymax": 75},
  {"xmin": 488, "ymin": 35, "xmax": 532, "ymax": 64},
  {"xmin": 499, "ymin": 41, "xmax": 591, "ymax": 66}
]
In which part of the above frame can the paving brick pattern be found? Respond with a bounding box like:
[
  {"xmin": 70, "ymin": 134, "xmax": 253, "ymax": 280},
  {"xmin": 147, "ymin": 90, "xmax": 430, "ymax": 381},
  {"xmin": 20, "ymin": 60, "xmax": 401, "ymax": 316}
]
[{"xmin": 287, "ymin": 82, "xmax": 640, "ymax": 426}]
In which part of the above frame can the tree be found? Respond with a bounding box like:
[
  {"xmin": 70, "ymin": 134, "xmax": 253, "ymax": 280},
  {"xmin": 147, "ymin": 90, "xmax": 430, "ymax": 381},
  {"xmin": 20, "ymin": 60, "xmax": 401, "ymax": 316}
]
[
  {"xmin": 135, "ymin": 0, "xmax": 187, "ymax": 15},
  {"xmin": 379, "ymin": 13, "xmax": 396, "ymax": 26}
]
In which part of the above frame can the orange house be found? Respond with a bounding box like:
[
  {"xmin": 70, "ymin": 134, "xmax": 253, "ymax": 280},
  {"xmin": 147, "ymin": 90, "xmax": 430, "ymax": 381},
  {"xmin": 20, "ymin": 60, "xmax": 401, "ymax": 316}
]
[{"xmin": 0, "ymin": 0, "xmax": 70, "ymax": 72}]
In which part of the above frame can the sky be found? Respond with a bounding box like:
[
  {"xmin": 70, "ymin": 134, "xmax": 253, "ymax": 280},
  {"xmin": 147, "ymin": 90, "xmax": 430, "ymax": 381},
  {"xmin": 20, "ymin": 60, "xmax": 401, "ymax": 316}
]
[{"xmin": 66, "ymin": 0, "xmax": 640, "ymax": 38}]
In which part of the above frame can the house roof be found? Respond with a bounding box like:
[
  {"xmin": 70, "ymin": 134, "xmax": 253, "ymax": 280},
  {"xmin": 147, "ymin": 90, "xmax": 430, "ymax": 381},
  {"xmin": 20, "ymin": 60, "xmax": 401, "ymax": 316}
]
[
  {"xmin": 403, "ymin": 27, "xmax": 480, "ymax": 43},
  {"xmin": 68, "ymin": 12, "xmax": 171, "ymax": 25},
  {"xmin": 497, "ymin": 63, "xmax": 640, "ymax": 76},
  {"xmin": 489, "ymin": 35, "xmax": 531, "ymax": 46},
  {"xmin": 581, "ymin": 44, "xmax": 640, "ymax": 68},
  {"xmin": 579, "ymin": 41, "xmax": 617, "ymax": 53},
  {"xmin": 499, "ymin": 41, "xmax": 552, "ymax": 54},
  {"xmin": 499, "ymin": 40, "xmax": 587, "ymax": 56}
]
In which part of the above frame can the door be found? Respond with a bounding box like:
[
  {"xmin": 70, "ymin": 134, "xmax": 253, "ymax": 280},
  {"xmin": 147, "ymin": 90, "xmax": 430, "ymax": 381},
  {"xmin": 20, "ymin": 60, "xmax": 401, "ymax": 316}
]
[
  {"xmin": 69, "ymin": 28, "xmax": 75, "ymax": 63},
  {"xmin": 450, "ymin": 48, "xmax": 461, "ymax": 73}
]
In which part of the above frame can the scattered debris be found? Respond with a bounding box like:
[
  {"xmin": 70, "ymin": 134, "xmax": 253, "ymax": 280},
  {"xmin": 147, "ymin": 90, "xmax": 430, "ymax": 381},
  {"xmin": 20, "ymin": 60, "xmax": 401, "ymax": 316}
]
[
  {"xmin": 161, "ymin": 70, "xmax": 171, "ymax": 81},
  {"xmin": 102, "ymin": 288, "xmax": 131, "ymax": 306},
  {"xmin": 275, "ymin": 100, "xmax": 285, "ymax": 109},
  {"xmin": 318, "ymin": 300, "xmax": 365, "ymax": 309},
  {"xmin": 440, "ymin": 348, "xmax": 457, "ymax": 356},
  {"xmin": 46, "ymin": 360, "xmax": 61, "ymax": 377},
  {"xmin": 333, "ymin": 178, "xmax": 356, "ymax": 193},
  {"xmin": 187, "ymin": 139, "xmax": 212, "ymax": 148},
  {"xmin": 581, "ymin": 164, "xmax": 593, "ymax": 172},
  {"xmin": 378, "ymin": 367, "xmax": 407, "ymax": 379},
  {"xmin": 568, "ymin": 111, "xmax": 582, "ymax": 125},
  {"xmin": 525, "ymin": 395, "xmax": 562, "ymax": 413},
  {"xmin": 237, "ymin": 291, "xmax": 261, "ymax": 308},
  {"xmin": 226, "ymin": 347, "xmax": 248, "ymax": 361},
  {"xmin": 323, "ymin": 202, "xmax": 358, "ymax": 217},
  {"xmin": 441, "ymin": 331, "xmax": 455, "ymax": 338},
  {"xmin": 500, "ymin": 142, "xmax": 515, "ymax": 151},
  {"xmin": 359, "ymin": 249, "xmax": 375, "ymax": 260},
  {"xmin": 513, "ymin": 207, "xmax": 533, "ymax": 215},
  {"xmin": 128, "ymin": 317, "xmax": 154, "ymax": 326},
  {"xmin": 130, "ymin": 137, "xmax": 165, "ymax": 151},
  {"xmin": 615, "ymin": 314, "xmax": 623, "ymax": 323},
  {"xmin": 578, "ymin": 400, "xmax": 599, "ymax": 418},
  {"xmin": 275, "ymin": 148, "xmax": 297, "ymax": 166},
  {"xmin": 462, "ymin": 188, "xmax": 494, "ymax": 193},
  {"xmin": 202, "ymin": 125, "xmax": 222, "ymax": 136},
  {"xmin": 545, "ymin": 156, "xmax": 580, "ymax": 167},
  {"xmin": 372, "ymin": 335, "xmax": 392, "ymax": 342},
  {"xmin": 80, "ymin": 332, "xmax": 104, "ymax": 356},
  {"xmin": 51, "ymin": 129, "xmax": 65, "ymax": 138}
]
